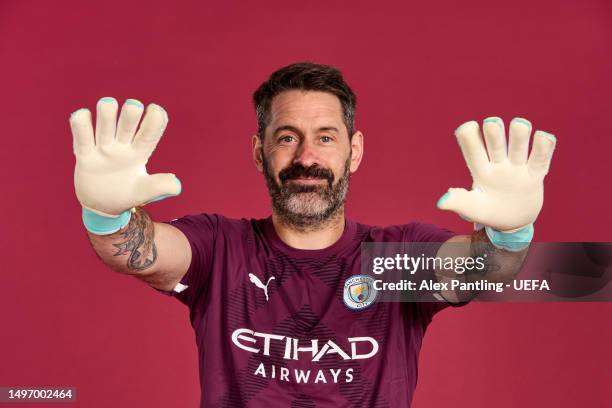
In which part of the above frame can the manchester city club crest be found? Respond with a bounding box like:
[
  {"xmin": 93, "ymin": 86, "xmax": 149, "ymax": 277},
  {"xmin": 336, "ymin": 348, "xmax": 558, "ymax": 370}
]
[{"xmin": 343, "ymin": 275, "xmax": 378, "ymax": 310}]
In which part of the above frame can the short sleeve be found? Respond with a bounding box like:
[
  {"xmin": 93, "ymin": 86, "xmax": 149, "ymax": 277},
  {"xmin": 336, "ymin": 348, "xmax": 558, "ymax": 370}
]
[
  {"xmin": 155, "ymin": 213, "xmax": 219, "ymax": 309},
  {"xmin": 403, "ymin": 222, "xmax": 470, "ymax": 320}
]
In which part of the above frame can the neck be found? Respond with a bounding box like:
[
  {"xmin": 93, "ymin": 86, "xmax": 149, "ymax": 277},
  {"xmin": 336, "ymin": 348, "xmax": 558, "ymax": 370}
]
[{"xmin": 271, "ymin": 209, "xmax": 346, "ymax": 250}]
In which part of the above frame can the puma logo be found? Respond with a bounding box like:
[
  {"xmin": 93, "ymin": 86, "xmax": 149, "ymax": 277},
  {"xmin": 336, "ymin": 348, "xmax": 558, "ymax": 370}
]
[{"xmin": 249, "ymin": 273, "xmax": 275, "ymax": 302}]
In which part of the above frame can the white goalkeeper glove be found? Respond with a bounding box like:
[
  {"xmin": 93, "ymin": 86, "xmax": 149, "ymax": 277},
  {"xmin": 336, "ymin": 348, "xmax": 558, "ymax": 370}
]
[
  {"xmin": 437, "ymin": 117, "xmax": 556, "ymax": 251},
  {"xmin": 70, "ymin": 97, "xmax": 181, "ymax": 235}
]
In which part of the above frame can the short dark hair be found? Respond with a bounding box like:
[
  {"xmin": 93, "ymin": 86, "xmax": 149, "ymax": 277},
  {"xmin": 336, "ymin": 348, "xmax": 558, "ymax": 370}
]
[{"xmin": 252, "ymin": 61, "xmax": 357, "ymax": 140}]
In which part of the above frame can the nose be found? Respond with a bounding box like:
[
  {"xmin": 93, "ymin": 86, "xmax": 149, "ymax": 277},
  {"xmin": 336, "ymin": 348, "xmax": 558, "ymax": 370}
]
[{"xmin": 293, "ymin": 138, "xmax": 319, "ymax": 168}]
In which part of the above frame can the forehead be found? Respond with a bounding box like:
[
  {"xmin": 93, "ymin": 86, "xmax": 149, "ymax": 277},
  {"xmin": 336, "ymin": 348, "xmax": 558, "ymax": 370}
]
[{"xmin": 268, "ymin": 90, "xmax": 344, "ymax": 131}]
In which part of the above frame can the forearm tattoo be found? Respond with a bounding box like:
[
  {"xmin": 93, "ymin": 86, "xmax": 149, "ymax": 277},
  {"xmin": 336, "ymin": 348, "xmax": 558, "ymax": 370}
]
[
  {"xmin": 468, "ymin": 228, "xmax": 528, "ymax": 283},
  {"xmin": 469, "ymin": 229, "xmax": 498, "ymax": 278},
  {"xmin": 112, "ymin": 208, "xmax": 157, "ymax": 271}
]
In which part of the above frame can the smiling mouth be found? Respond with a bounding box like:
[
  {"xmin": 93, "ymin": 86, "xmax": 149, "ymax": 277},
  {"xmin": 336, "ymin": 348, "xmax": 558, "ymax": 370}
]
[{"xmin": 287, "ymin": 177, "xmax": 327, "ymax": 185}]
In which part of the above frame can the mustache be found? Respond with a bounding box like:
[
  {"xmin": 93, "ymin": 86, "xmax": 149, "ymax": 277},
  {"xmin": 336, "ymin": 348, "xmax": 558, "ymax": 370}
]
[{"xmin": 278, "ymin": 164, "xmax": 334, "ymax": 185}]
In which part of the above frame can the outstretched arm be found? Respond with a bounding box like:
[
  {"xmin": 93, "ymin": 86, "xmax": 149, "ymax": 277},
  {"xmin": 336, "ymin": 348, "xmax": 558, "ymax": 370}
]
[
  {"xmin": 435, "ymin": 231, "xmax": 528, "ymax": 303},
  {"xmin": 85, "ymin": 207, "xmax": 191, "ymax": 292},
  {"xmin": 70, "ymin": 97, "xmax": 191, "ymax": 292}
]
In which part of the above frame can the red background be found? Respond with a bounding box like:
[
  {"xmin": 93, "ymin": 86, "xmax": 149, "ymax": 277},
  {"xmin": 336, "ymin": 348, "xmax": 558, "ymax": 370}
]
[{"xmin": 1, "ymin": 0, "xmax": 611, "ymax": 406}]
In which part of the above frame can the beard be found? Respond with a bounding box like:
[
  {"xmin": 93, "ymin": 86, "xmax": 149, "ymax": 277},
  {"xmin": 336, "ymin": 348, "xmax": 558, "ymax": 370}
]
[{"xmin": 262, "ymin": 153, "xmax": 351, "ymax": 230}]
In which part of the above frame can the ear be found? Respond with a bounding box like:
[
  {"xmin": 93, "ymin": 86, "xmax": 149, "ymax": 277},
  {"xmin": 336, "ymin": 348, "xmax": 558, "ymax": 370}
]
[
  {"xmin": 252, "ymin": 134, "xmax": 264, "ymax": 173},
  {"xmin": 349, "ymin": 130, "xmax": 364, "ymax": 173}
]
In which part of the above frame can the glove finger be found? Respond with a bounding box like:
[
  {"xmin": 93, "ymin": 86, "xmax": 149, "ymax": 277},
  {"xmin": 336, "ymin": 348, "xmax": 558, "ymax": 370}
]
[
  {"xmin": 116, "ymin": 99, "xmax": 144, "ymax": 144},
  {"xmin": 455, "ymin": 120, "xmax": 490, "ymax": 174},
  {"xmin": 135, "ymin": 173, "xmax": 182, "ymax": 204},
  {"xmin": 508, "ymin": 118, "xmax": 531, "ymax": 165},
  {"xmin": 528, "ymin": 130, "xmax": 557, "ymax": 177},
  {"xmin": 132, "ymin": 103, "xmax": 168, "ymax": 155},
  {"xmin": 69, "ymin": 108, "xmax": 94, "ymax": 156},
  {"xmin": 482, "ymin": 117, "xmax": 507, "ymax": 163},
  {"xmin": 95, "ymin": 97, "xmax": 118, "ymax": 146},
  {"xmin": 437, "ymin": 187, "xmax": 488, "ymax": 222}
]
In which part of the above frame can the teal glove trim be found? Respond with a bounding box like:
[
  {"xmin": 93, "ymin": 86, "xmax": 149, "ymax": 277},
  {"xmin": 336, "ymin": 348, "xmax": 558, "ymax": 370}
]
[
  {"xmin": 82, "ymin": 207, "xmax": 132, "ymax": 235},
  {"xmin": 485, "ymin": 224, "xmax": 534, "ymax": 252}
]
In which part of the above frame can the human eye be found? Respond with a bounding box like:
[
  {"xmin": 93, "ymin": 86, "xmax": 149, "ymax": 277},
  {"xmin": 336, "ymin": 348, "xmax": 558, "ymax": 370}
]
[
  {"xmin": 320, "ymin": 135, "xmax": 333, "ymax": 143},
  {"xmin": 279, "ymin": 135, "xmax": 296, "ymax": 143}
]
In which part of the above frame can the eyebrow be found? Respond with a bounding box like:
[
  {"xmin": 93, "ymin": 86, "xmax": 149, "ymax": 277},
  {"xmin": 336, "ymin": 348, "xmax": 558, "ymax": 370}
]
[{"xmin": 272, "ymin": 125, "xmax": 340, "ymax": 136}]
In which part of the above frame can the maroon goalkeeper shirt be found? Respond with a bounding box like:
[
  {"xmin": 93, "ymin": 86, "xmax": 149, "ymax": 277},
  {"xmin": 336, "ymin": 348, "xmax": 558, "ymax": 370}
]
[{"xmin": 158, "ymin": 214, "xmax": 465, "ymax": 407}]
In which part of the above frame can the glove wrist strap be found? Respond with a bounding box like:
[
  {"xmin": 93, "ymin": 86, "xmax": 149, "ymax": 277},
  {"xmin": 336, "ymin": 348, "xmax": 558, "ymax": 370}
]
[
  {"xmin": 484, "ymin": 224, "xmax": 534, "ymax": 252},
  {"xmin": 82, "ymin": 207, "xmax": 132, "ymax": 235}
]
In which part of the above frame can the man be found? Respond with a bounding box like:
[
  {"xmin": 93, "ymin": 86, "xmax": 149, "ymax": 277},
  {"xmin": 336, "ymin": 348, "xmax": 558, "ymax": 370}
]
[{"xmin": 70, "ymin": 62, "xmax": 556, "ymax": 407}]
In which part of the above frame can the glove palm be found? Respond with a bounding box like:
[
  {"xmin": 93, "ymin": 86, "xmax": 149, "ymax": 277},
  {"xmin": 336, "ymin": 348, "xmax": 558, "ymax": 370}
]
[
  {"xmin": 71, "ymin": 98, "xmax": 180, "ymax": 217},
  {"xmin": 438, "ymin": 118, "xmax": 556, "ymax": 232}
]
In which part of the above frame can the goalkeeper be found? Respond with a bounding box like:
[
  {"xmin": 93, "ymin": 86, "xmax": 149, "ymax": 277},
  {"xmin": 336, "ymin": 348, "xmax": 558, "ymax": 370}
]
[{"xmin": 70, "ymin": 62, "xmax": 556, "ymax": 407}]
